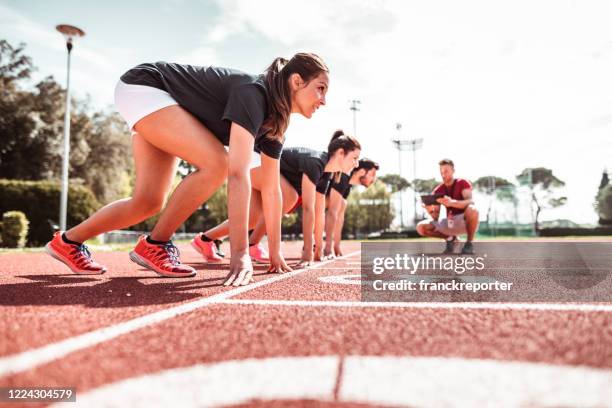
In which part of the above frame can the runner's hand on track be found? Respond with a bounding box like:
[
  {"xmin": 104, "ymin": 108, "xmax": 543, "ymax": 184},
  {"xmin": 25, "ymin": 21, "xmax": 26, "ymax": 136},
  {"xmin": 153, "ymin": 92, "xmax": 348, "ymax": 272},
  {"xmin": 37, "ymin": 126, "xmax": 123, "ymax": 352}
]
[
  {"xmin": 224, "ymin": 252, "xmax": 254, "ymax": 286},
  {"xmin": 333, "ymin": 245, "xmax": 343, "ymax": 257},
  {"xmin": 267, "ymin": 252, "xmax": 293, "ymax": 274}
]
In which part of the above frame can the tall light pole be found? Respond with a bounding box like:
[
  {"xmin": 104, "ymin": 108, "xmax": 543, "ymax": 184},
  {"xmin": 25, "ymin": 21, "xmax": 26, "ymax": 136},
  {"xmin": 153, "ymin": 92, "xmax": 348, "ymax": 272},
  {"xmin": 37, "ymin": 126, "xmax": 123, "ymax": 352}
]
[
  {"xmin": 391, "ymin": 123, "xmax": 405, "ymax": 228},
  {"xmin": 349, "ymin": 99, "xmax": 361, "ymax": 137},
  {"xmin": 407, "ymin": 138, "xmax": 423, "ymax": 225},
  {"xmin": 56, "ymin": 24, "xmax": 85, "ymax": 231},
  {"xmin": 392, "ymin": 133, "xmax": 423, "ymax": 227}
]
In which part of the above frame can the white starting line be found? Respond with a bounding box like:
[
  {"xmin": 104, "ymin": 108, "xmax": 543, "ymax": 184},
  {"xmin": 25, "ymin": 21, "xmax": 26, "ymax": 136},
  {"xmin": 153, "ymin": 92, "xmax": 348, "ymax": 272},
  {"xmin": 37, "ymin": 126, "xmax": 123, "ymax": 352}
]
[{"xmin": 53, "ymin": 355, "xmax": 612, "ymax": 408}]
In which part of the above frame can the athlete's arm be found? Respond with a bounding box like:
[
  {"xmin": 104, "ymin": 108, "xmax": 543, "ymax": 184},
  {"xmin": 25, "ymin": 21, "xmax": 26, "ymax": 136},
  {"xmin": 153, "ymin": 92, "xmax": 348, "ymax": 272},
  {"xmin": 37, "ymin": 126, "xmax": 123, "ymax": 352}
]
[
  {"xmin": 333, "ymin": 198, "xmax": 347, "ymax": 255},
  {"xmin": 299, "ymin": 174, "xmax": 317, "ymax": 265},
  {"xmin": 324, "ymin": 188, "xmax": 343, "ymax": 256},
  {"xmin": 441, "ymin": 188, "xmax": 474, "ymax": 209},
  {"xmin": 260, "ymin": 151, "xmax": 292, "ymax": 273},
  {"xmin": 224, "ymin": 122, "xmax": 255, "ymax": 286},
  {"xmin": 313, "ymin": 191, "xmax": 326, "ymax": 261}
]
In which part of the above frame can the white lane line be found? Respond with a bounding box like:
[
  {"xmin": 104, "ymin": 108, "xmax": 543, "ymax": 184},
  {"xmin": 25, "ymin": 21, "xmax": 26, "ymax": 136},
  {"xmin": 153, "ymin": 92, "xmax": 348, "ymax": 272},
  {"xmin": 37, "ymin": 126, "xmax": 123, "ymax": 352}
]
[
  {"xmin": 318, "ymin": 274, "xmax": 361, "ymax": 283},
  {"xmin": 340, "ymin": 356, "xmax": 612, "ymax": 408},
  {"xmin": 220, "ymin": 298, "xmax": 612, "ymax": 313},
  {"xmin": 0, "ymin": 251, "xmax": 360, "ymax": 378},
  {"xmin": 55, "ymin": 356, "xmax": 612, "ymax": 408},
  {"xmin": 309, "ymin": 267, "xmax": 360, "ymax": 270}
]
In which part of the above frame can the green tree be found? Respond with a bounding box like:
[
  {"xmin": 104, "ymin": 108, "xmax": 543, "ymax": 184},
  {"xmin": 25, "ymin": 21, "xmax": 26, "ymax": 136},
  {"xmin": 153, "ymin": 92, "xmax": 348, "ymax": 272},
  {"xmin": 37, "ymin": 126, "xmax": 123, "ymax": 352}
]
[
  {"xmin": 357, "ymin": 179, "xmax": 394, "ymax": 234},
  {"xmin": 0, "ymin": 40, "xmax": 33, "ymax": 89},
  {"xmin": 595, "ymin": 168, "xmax": 612, "ymax": 225},
  {"xmin": 72, "ymin": 111, "xmax": 133, "ymax": 203},
  {"xmin": 342, "ymin": 180, "xmax": 394, "ymax": 236},
  {"xmin": 596, "ymin": 186, "xmax": 612, "ymax": 225},
  {"xmin": 0, "ymin": 39, "xmax": 133, "ymax": 204},
  {"xmin": 474, "ymin": 176, "xmax": 516, "ymax": 225},
  {"xmin": 412, "ymin": 178, "xmax": 439, "ymax": 194},
  {"xmin": 516, "ymin": 168, "xmax": 566, "ymax": 231},
  {"xmin": 379, "ymin": 174, "xmax": 410, "ymax": 193},
  {"xmin": 344, "ymin": 192, "xmax": 366, "ymax": 237}
]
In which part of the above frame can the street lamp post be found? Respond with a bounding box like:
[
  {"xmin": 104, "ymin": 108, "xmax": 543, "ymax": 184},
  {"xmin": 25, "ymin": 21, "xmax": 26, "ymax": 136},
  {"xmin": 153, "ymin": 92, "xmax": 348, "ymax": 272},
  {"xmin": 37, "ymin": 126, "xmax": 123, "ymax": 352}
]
[{"xmin": 56, "ymin": 24, "xmax": 85, "ymax": 231}]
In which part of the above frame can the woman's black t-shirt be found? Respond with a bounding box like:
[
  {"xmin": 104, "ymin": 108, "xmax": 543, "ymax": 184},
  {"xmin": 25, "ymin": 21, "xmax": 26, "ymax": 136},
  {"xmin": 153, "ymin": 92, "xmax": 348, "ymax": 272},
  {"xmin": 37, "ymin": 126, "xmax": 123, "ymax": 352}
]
[
  {"xmin": 279, "ymin": 147, "xmax": 329, "ymax": 196},
  {"xmin": 328, "ymin": 173, "xmax": 352, "ymax": 199},
  {"xmin": 120, "ymin": 62, "xmax": 283, "ymax": 159}
]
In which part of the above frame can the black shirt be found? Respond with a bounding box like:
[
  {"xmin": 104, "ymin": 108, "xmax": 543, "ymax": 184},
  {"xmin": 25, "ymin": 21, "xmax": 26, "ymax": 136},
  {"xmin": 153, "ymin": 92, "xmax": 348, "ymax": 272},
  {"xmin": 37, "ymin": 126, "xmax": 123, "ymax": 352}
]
[
  {"xmin": 279, "ymin": 147, "xmax": 329, "ymax": 196},
  {"xmin": 120, "ymin": 62, "xmax": 283, "ymax": 159},
  {"xmin": 328, "ymin": 173, "xmax": 353, "ymax": 199},
  {"xmin": 316, "ymin": 172, "xmax": 333, "ymax": 195}
]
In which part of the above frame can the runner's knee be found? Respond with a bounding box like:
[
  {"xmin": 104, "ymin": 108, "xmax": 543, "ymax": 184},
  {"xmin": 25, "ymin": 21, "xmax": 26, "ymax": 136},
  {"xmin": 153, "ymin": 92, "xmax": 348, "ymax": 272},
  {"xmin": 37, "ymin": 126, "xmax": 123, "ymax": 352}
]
[
  {"xmin": 465, "ymin": 205, "xmax": 479, "ymax": 219},
  {"xmin": 132, "ymin": 195, "xmax": 166, "ymax": 218},
  {"xmin": 416, "ymin": 221, "xmax": 432, "ymax": 236}
]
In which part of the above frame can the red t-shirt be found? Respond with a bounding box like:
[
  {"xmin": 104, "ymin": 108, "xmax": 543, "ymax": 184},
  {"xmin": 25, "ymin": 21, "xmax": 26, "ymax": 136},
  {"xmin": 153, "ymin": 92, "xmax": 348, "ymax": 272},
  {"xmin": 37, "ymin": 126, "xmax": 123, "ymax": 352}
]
[{"xmin": 433, "ymin": 178, "xmax": 472, "ymax": 216}]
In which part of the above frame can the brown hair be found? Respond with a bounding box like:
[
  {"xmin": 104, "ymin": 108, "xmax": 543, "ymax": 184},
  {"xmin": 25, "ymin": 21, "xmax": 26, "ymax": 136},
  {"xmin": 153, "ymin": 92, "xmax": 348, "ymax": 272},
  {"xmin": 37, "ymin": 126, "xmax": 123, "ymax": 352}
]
[
  {"xmin": 352, "ymin": 158, "xmax": 379, "ymax": 175},
  {"xmin": 328, "ymin": 130, "xmax": 361, "ymax": 182},
  {"xmin": 263, "ymin": 53, "xmax": 329, "ymax": 141},
  {"xmin": 328, "ymin": 129, "xmax": 361, "ymax": 156},
  {"xmin": 438, "ymin": 158, "xmax": 454, "ymax": 168}
]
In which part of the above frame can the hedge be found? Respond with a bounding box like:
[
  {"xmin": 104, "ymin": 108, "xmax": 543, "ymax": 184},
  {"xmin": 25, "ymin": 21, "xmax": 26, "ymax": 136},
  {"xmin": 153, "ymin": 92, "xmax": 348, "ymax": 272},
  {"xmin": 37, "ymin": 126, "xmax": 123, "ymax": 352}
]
[
  {"xmin": 1, "ymin": 211, "xmax": 29, "ymax": 248},
  {"xmin": 0, "ymin": 179, "xmax": 100, "ymax": 246}
]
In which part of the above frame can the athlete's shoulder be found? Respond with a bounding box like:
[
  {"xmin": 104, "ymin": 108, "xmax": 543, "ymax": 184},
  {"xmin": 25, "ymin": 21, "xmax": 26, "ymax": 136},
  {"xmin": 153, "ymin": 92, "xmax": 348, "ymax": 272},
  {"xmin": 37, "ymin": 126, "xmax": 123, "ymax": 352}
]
[
  {"xmin": 432, "ymin": 182, "xmax": 445, "ymax": 193},
  {"xmin": 456, "ymin": 178, "xmax": 472, "ymax": 189}
]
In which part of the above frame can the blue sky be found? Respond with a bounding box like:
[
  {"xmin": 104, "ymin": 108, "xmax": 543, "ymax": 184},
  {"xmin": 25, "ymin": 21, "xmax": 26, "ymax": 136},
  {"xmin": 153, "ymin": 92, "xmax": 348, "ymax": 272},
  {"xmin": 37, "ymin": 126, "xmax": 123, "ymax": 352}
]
[{"xmin": 1, "ymin": 0, "xmax": 611, "ymax": 225}]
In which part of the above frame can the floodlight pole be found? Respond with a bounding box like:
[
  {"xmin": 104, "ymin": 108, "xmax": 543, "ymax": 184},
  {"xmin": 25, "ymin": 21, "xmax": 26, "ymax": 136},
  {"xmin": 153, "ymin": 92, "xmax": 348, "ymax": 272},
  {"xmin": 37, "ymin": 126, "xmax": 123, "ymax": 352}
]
[
  {"xmin": 349, "ymin": 99, "xmax": 361, "ymax": 137},
  {"xmin": 391, "ymin": 123, "xmax": 404, "ymax": 228},
  {"xmin": 411, "ymin": 140, "xmax": 418, "ymax": 225},
  {"xmin": 56, "ymin": 24, "xmax": 85, "ymax": 231}
]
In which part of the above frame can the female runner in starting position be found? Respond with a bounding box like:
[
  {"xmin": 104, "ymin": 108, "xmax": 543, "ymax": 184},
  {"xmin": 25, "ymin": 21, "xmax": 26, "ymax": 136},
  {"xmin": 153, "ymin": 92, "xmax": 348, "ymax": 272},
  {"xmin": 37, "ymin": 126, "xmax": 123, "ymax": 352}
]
[{"xmin": 46, "ymin": 53, "xmax": 329, "ymax": 286}]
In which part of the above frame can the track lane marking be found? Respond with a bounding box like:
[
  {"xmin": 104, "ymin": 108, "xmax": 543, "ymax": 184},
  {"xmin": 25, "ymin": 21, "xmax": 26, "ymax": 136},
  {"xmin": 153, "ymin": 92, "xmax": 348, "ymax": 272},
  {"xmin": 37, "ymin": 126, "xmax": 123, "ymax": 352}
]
[
  {"xmin": 219, "ymin": 298, "xmax": 612, "ymax": 312},
  {"xmin": 53, "ymin": 356, "xmax": 612, "ymax": 408},
  {"xmin": 0, "ymin": 251, "xmax": 360, "ymax": 377}
]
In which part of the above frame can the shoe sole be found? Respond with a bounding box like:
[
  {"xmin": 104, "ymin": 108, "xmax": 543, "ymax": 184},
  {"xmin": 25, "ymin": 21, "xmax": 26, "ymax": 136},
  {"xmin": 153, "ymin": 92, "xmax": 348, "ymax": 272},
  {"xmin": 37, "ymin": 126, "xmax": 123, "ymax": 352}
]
[
  {"xmin": 190, "ymin": 240, "xmax": 223, "ymax": 263},
  {"xmin": 129, "ymin": 251, "xmax": 196, "ymax": 278},
  {"xmin": 45, "ymin": 243, "xmax": 107, "ymax": 275},
  {"xmin": 250, "ymin": 254, "xmax": 270, "ymax": 264}
]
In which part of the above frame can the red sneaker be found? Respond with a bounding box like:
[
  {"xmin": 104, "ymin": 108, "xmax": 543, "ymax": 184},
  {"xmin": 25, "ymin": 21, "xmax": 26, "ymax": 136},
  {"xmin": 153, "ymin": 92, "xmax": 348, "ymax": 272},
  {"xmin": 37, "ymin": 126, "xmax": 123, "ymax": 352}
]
[
  {"xmin": 190, "ymin": 233, "xmax": 223, "ymax": 262},
  {"xmin": 249, "ymin": 243, "xmax": 270, "ymax": 263},
  {"xmin": 45, "ymin": 231, "xmax": 107, "ymax": 275},
  {"xmin": 129, "ymin": 235, "xmax": 196, "ymax": 278}
]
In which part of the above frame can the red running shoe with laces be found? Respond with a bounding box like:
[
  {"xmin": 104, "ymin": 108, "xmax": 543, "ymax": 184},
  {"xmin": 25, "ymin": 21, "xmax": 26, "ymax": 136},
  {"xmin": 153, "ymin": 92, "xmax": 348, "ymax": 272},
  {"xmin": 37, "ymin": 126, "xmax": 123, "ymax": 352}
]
[
  {"xmin": 129, "ymin": 235, "xmax": 196, "ymax": 278},
  {"xmin": 45, "ymin": 231, "xmax": 107, "ymax": 275}
]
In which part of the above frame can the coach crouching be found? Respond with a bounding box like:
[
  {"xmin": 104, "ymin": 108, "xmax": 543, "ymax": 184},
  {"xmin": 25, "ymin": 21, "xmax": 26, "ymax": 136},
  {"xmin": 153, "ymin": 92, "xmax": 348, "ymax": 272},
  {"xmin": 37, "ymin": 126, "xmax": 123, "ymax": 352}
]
[{"xmin": 416, "ymin": 159, "xmax": 479, "ymax": 254}]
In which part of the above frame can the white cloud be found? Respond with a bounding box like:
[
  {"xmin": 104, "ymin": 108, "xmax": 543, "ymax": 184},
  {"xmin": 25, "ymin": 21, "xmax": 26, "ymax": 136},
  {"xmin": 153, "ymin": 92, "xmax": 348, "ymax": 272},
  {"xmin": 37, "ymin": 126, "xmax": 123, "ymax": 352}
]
[
  {"xmin": 3, "ymin": 0, "xmax": 610, "ymax": 224},
  {"xmin": 198, "ymin": 0, "xmax": 612, "ymax": 224}
]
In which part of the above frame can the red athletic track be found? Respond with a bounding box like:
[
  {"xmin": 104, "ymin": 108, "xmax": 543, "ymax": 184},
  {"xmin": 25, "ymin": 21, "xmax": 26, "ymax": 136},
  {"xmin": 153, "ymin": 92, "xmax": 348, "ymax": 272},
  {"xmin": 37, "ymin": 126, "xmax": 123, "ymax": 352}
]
[{"xmin": 1, "ymin": 240, "xmax": 611, "ymax": 407}]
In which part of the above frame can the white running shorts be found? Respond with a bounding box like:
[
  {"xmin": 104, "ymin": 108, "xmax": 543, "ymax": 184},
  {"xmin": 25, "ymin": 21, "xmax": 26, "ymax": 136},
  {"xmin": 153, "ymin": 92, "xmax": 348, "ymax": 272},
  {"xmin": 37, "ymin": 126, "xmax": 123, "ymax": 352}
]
[{"xmin": 114, "ymin": 80, "xmax": 178, "ymax": 130}]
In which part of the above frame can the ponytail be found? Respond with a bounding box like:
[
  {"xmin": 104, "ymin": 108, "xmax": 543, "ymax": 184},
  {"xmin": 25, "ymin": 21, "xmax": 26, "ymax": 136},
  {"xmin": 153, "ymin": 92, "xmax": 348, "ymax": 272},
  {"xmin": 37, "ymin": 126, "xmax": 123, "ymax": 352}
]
[{"xmin": 327, "ymin": 129, "xmax": 361, "ymax": 156}]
